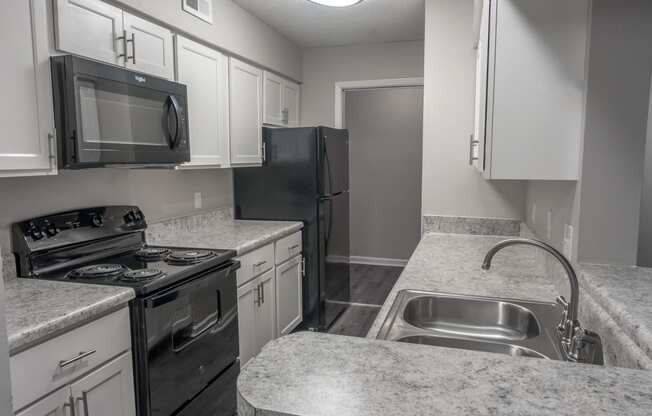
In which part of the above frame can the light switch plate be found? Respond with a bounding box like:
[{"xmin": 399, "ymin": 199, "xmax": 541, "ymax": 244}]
[
  {"xmin": 194, "ymin": 192, "xmax": 202, "ymax": 209},
  {"xmin": 546, "ymin": 211, "xmax": 552, "ymax": 240},
  {"xmin": 563, "ymin": 224, "xmax": 574, "ymax": 259},
  {"xmin": 531, "ymin": 203, "xmax": 537, "ymax": 224}
]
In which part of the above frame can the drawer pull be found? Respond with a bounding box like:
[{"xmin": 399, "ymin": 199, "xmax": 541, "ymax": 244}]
[
  {"xmin": 59, "ymin": 350, "xmax": 96, "ymax": 368},
  {"xmin": 253, "ymin": 261, "xmax": 267, "ymax": 268},
  {"xmin": 288, "ymin": 244, "xmax": 300, "ymax": 252}
]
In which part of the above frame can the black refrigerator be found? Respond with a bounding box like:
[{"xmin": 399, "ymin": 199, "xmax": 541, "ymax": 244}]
[{"xmin": 233, "ymin": 126, "xmax": 350, "ymax": 330}]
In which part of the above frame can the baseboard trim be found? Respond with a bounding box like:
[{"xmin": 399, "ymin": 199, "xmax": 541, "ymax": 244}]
[{"xmin": 350, "ymin": 256, "xmax": 408, "ymax": 268}]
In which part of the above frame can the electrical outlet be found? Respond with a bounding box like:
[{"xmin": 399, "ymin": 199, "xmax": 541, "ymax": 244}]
[
  {"xmin": 194, "ymin": 192, "xmax": 202, "ymax": 209},
  {"xmin": 546, "ymin": 210, "xmax": 552, "ymax": 240},
  {"xmin": 563, "ymin": 224, "xmax": 574, "ymax": 259},
  {"xmin": 531, "ymin": 203, "xmax": 537, "ymax": 224}
]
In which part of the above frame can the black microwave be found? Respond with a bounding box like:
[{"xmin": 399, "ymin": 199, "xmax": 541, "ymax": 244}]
[{"xmin": 51, "ymin": 55, "xmax": 190, "ymax": 169}]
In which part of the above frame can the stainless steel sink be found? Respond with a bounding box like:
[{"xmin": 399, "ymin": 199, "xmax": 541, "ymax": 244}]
[{"xmin": 377, "ymin": 290, "xmax": 565, "ymax": 361}]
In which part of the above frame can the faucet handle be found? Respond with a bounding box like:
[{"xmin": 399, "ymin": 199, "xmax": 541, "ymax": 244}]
[
  {"xmin": 555, "ymin": 296, "xmax": 572, "ymax": 342},
  {"xmin": 556, "ymin": 295, "xmax": 569, "ymax": 309},
  {"xmin": 570, "ymin": 328, "xmax": 604, "ymax": 365}
]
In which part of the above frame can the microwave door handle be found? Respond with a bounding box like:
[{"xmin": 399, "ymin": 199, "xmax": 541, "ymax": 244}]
[{"xmin": 167, "ymin": 95, "xmax": 181, "ymax": 149}]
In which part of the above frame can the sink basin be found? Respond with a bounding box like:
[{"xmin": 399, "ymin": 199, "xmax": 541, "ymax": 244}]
[
  {"xmin": 377, "ymin": 290, "xmax": 564, "ymax": 361},
  {"xmin": 396, "ymin": 335, "xmax": 548, "ymax": 359},
  {"xmin": 403, "ymin": 295, "xmax": 541, "ymax": 341}
]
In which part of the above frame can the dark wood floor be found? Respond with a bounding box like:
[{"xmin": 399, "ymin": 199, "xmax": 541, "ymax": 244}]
[{"xmin": 328, "ymin": 264, "xmax": 403, "ymax": 337}]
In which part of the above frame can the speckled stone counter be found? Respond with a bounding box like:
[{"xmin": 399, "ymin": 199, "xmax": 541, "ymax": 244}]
[
  {"xmin": 146, "ymin": 208, "xmax": 303, "ymax": 255},
  {"xmin": 238, "ymin": 332, "xmax": 652, "ymax": 416},
  {"xmin": 367, "ymin": 232, "xmax": 557, "ymax": 338},
  {"xmin": 4, "ymin": 279, "xmax": 134, "ymax": 354},
  {"xmin": 579, "ymin": 264, "xmax": 652, "ymax": 363}
]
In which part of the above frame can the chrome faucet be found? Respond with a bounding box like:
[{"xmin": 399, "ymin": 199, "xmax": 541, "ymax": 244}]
[{"xmin": 481, "ymin": 238, "xmax": 603, "ymax": 364}]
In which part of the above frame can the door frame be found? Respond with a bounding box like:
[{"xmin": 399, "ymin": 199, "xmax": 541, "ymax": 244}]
[{"xmin": 333, "ymin": 78, "xmax": 424, "ymax": 129}]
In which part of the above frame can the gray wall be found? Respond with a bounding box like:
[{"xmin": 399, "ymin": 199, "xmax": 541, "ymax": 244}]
[
  {"xmin": 0, "ymin": 169, "xmax": 233, "ymax": 250},
  {"xmin": 421, "ymin": 0, "xmax": 526, "ymax": 220},
  {"xmin": 301, "ymin": 41, "xmax": 425, "ymax": 127},
  {"xmin": 346, "ymin": 87, "xmax": 424, "ymax": 261},
  {"xmin": 525, "ymin": 0, "xmax": 652, "ymax": 265},
  {"xmin": 637, "ymin": 77, "xmax": 652, "ymax": 266},
  {"xmin": 113, "ymin": 0, "xmax": 302, "ymax": 80}
]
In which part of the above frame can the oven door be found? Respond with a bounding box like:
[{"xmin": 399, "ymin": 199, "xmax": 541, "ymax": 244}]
[
  {"xmin": 52, "ymin": 55, "xmax": 190, "ymax": 168},
  {"xmin": 140, "ymin": 262, "xmax": 239, "ymax": 416}
]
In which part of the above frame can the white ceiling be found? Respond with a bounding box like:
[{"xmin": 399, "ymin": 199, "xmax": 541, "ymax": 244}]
[{"xmin": 232, "ymin": 0, "xmax": 425, "ymax": 48}]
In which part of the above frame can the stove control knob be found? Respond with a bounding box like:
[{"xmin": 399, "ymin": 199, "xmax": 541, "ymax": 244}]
[
  {"xmin": 28, "ymin": 222, "xmax": 43, "ymax": 241},
  {"xmin": 90, "ymin": 213, "xmax": 104, "ymax": 228},
  {"xmin": 43, "ymin": 220, "xmax": 59, "ymax": 237},
  {"xmin": 124, "ymin": 211, "xmax": 136, "ymax": 224}
]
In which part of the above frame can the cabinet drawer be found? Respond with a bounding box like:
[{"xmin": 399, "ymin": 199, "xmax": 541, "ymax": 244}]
[
  {"xmin": 236, "ymin": 243, "xmax": 274, "ymax": 286},
  {"xmin": 10, "ymin": 307, "xmax": 131, "ymax": 411},
  {"xmin": 275, "ymin": 232, "xmax": 302, "ymax": 265}
]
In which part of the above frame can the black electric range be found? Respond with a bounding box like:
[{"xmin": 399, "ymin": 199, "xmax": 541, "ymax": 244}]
[{"xmin": 12, "ymin": 206, "xmax": 240, "ymax": 416}]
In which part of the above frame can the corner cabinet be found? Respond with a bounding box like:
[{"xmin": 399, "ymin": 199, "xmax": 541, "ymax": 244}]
[
  {"xmin": 54, "ymin": 0, "xmax": 174, "ymax": 79},
  {"xmin": 175, "ymin": 35, "xmax": 230, "ymax": 168},
  {"xmin": 0, "ymin": 0, "xmax": 57, "ymax": 178},
  {"xmin": 229, "ymin": 58, "xmax": 264, "ymax": 166},
  {"xmin": 472, "ymin": 0, "xmax": 590, "ymax": 180},
  {"xmin": 263, "ymin": 72, "xmax": 301, "ymax": 127}
]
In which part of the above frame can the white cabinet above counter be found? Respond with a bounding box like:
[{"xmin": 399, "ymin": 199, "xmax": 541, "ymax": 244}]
[
  {"xmin": 471, "ymin": 0, "xmax": 590, "ymax": 180},
  {"xmin": 263, "ymin": 71, "xmax": 301, "ymax": 128}
]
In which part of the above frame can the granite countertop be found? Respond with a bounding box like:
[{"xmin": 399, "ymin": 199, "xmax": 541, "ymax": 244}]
[
  {"xmin": 147, "ymin": 212, "xmax": 303, "ymax": 256},
  {"xmin": 579, "ymin": 264, "xmax": 652, "ymax": 361},
  {"xmin": 4, "ymin": 278, "xmax": 134, "ymax": 355},
  {"xmin": 238, "ymin": 332, "xmax": 652, "ymax": 416},
  {"xmin": 367, "ymin": 232, "xmax": 558, "ymax": 338}
]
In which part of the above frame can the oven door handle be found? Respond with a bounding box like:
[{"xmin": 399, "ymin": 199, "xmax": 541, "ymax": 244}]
[{"xmin": 171, "ymin": 306, "xmax": 237, "ymax": 353}]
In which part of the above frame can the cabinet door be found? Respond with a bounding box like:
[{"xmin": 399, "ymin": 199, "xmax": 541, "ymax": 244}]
[
  {"xmin": 15, "ymin": 386, "xmax": 70, "ymax": 416},
  {"xmin": 237, "ymin": 278, "xmax": 259, "ymax": 366},
  {"xmin": 284, "ymin": 81, "xmax": 301, "ymax": 127},
  {"xmin": 54, "ymin": 0, "xmax": 123, "ymax": 66},
  {"xmin": 229, "ymin": 58, "xmax": 263, "ymax": 166},
  {"xmin": 472, "ymin": 0, "xmax": 489, "ymax": 173},
  {"xmin": 255, "ymin": 269, "xmax": 276, "ymax": 352},
  {"xmin": 263, "ymin": 71, "xmax": 284, "ymax": 126},
  {"xmin": 123, "ymin": 12, "xmax": 174, "ymax": 79},
  {"xmin": 276, "ymin": 256, "xmax": 303, "ymax": 336},
  {"xmin": 0, "ymin": 0, "xmax": 56, "ymax": 177},
  {"xmin": 176, "ymin": 36, "xmax": 229, "ymax": 167},
  {"xmin": 69, "ymin": 352, "xmax": 135, "ymax": 416}
]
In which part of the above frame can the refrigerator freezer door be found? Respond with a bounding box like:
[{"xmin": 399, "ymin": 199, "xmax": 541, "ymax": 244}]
[
  {"xmin": 319, "ymin": 127, "xmax": 349, "ymax": 196},
  {"xmin": 319, "ymin": 191, "xmax": 350, "ymax": 329}
]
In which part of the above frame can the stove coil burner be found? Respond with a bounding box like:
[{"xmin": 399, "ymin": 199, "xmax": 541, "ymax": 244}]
[
  {"xmin": 120, "ymin": 269, "xmax": 164, "ymax": 282},
  {"xmin": 166, "ymin": 249, "xmax": 216, "ymax": 265},
  {"xmin": 68, "ymin": 264, "xmax": 128, "ymax": 280},
  {"xmin": 135, "ymin": 247, "xmax": 171, "ymax": 261}
]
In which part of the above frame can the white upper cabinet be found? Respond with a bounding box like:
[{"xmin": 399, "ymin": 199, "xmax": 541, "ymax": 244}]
[
  {"xmin": 284, "ymin": 81, "xmax": 301, "ymax": 127},
  {"xmin": 176, "ymin": 35, "xmax": 229, "ymax": 168},
  {"xmin": 473, "ymin": 0, "xmax": 589, "ymax": 180},
  {"xmin": 263, "ymin": 71, "xmax": 301, "ymax": 127},
  {"xmin": 0, "ymin": 0, "xmax": 56, "ymax": 177},
  {"xmin": 122, "ymin": 12, "xmax": 174, "ymax": 79},
  {"xmin": 54, "ymin": 0, "xmax": 123, "ymax": 66},
  {"xmin": 229, "ymin": 58, "xmax": 263, "ymax": 166},
  {"xmin": 55, "ymin": 0, "xmax": 174, "ymax": 79}
]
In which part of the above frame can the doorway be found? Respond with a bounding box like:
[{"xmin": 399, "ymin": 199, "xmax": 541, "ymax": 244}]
[{"xmin": 329, "ymin": 82, "xmax": 424, "ymax": 337}]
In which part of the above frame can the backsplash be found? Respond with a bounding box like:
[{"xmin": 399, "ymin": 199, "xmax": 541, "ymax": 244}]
[{"xmin": 422, "ymin": 215, "xmax": 521, "ymax": 236}]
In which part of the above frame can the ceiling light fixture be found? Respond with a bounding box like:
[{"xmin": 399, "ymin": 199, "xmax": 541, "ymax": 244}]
[{"xmin": 307, "ymin": 0, "xmax": 364, "ymax": 7}]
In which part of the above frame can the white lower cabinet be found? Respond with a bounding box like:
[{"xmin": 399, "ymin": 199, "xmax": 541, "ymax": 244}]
[
  {"xmin": 237, "ymin": 268, "xmax": 276, "ymax": 366},
  {"xmin": 11, "ymin": 308, "xmax": 135, "ymax": 416},
  {"xmin": 276, "ymin": 255, "xmax": 303, "ymax": 336},
  {"xmin": 69, "ymin": 352, "xmax": 135, "ymax": 416},
  {"xmin": 14, "ymin": 386, "xmax": 70, "ymax": 416}
]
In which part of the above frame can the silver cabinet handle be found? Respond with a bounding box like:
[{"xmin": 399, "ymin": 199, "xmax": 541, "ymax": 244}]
[
  {"xmin": 81, "ymin": 392, "xmax": 90, "ymax": 416},
  {"xmin": 301, "ymin": 256, "xmax": 306, "ymax": 276},
  {"xmin": 254, "ymin": 284, "xmax": 261, "ymax": 307},
  {"xmin": 260, "ymin": 283, "xmax": 265, "ymax": 304},
  {"xmin": 59, "ymin": 350, "xmax": 96, "ymax": 368},
  {"xmin": 127, "ymin": 32, "xmax": 136, "ymax": 64},
  {"xmin": 288, "ymin": 244, "xmax": 299, "ymax": 252},
  {"xmin": 469, "ymin": 134, "xmax": 479, "ymax": 165},
  {"xmin": 117, "ymin": 30, "xmax": 128, "ymax": 63},
  {"xmin": 64, "ymin": 396, "xmax": 76, "ymax": 416}
]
